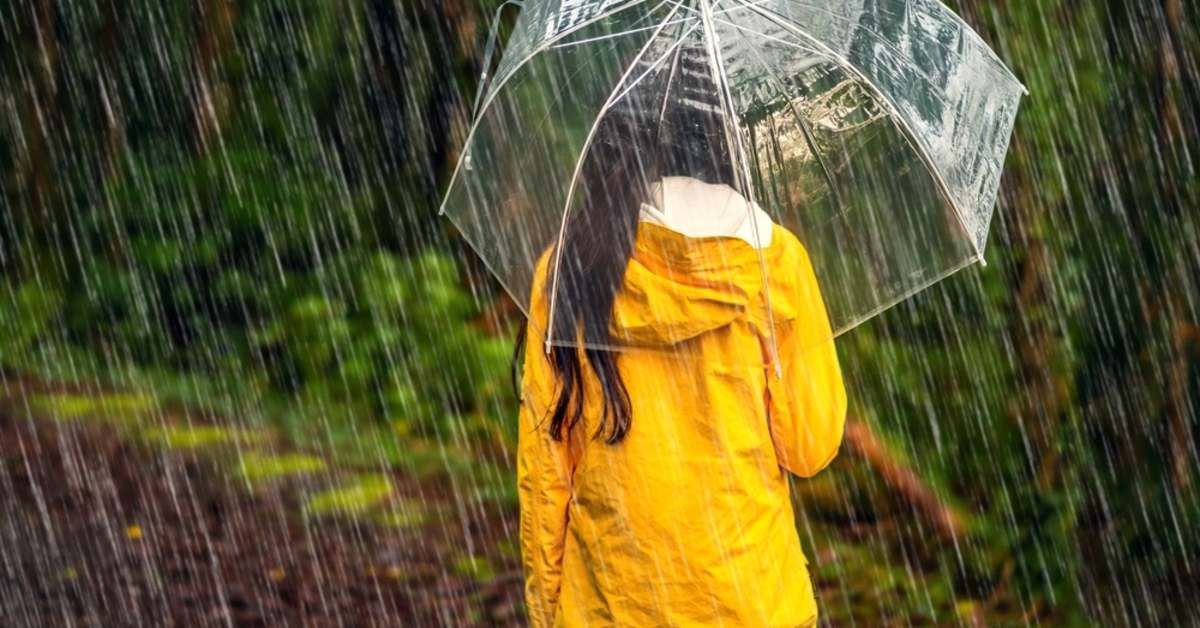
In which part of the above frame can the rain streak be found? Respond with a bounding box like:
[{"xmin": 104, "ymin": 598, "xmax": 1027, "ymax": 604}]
[{"xmin": 0, "ymin": 1, "xmax": 1197, "ymax": 627}]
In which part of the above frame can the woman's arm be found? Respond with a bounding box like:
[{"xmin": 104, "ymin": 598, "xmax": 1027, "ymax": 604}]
[
  {"xmin": 517, "ymin": 263, "xmax": 576, "ymax": 628},
  {"xmin": 766, "ymin": 239, "xmax": 848, "ymax": 478}
]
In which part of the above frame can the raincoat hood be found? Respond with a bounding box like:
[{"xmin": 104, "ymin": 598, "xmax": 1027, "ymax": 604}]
[
  {"xmin": 639, "ymin": 176, "xmax": 774, "ymax": 247},
  {"xmin": 612, "ymin": 220, "xmax": 808, "ymax": 355},
  {"xmin": 610, "ymin": 175, "xmax": 792, "ymax": 351},
  {"xmin": 517, "ymin": 217, "xmax": 846, "ymax": 628}
]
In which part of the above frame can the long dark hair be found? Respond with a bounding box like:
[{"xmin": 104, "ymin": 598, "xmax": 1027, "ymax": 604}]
[{"xmin": 514, "ymin": 45, "xmax": 738, "ymax": 445}]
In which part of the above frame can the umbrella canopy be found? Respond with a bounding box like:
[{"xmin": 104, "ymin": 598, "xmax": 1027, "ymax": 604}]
[{"xmin": 439, "ymin": 0, "xmax": 1025, "ymax": 359}]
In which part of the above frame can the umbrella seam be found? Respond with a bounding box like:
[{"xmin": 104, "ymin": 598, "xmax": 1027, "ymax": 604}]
[
  {"xmin": 699, "ymin": 0, "xmax": 783, "ymax": 378},
  {"xmin": 734, "ymin": 0, "xmax": 986, "ymax": 263},
  {"xmin": 723, "ymin": 0, "xmax": 1026, "ymax": 91},
  {"xmin": 545, "ymin": 0, "xmax": 691, "ymax": 352},
  {"xmin": 440, "ymin": 0, "xmax": 662, "ymax": 215},
  {"xmin": 720, "ymin": 14, "xmax": 847, "ymax": 220}
]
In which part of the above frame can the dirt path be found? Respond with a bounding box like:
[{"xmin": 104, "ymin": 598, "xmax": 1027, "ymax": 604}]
[
  {"xmin": 0, "ymin": 381, "xmax": 525, "ymax": 628},
  {"xmin": 1, "ymin": 377, "xmax": 1046, "ymax": 628}
]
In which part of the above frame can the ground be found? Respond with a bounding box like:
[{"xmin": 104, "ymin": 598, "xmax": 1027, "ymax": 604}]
[
  {"xmin": 0, "ymin": 378, "xmax": 524, "ymax": 627},
  {"xmin": 0, "ymin": 376, "xmax": 1042, "ymax": 627}
]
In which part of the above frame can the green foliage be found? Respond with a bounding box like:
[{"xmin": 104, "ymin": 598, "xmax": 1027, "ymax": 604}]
[
  {"xmin": 35, "ymin": 137, "xmax": 516, "ymax": 450},
  {"xmin": 140, "ymin": 425, "xmax": 266, "ymax": 449},
  {"xmin": 2, "ymin": 0, "xmax": 1197, "ymax": 624},
  {"xmin": 834, "ymin": 1, "xmax": 1200, "ymax": 622},
  {"xmin": 246, "ymin": 247, "xmax": 513, "ymax": 440},
  {"xmin": 304, "ymin": 473, "xmax": 394, "ymax": 517},
  {"xmin": 452, "ymin": 555, "xmax": 497, "ymax": 582},
  {"xmin": 372, "ymin": 499, "xmax": 430, "ymax": 529},
  {"xmin": 0, "ymin": 282, "xmax": 65, "ymax": 368},
  {"xmin": 28, "ymin": 393, "xmax": 159, "ymax": 424},
  {"xmin": 238, "ymin": 452, "xmax": 328, "ymax": 483}
]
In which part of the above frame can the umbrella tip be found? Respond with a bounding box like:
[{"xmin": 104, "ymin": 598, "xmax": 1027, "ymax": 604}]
[
  {"xmin": 775, "ymin": 363, "xmax": 782, "ymax": 379},
  {"xmin": 978, "ymin": 255, "xmax": 988, "ymax": 268},
  {"xmin": 543, "ymin": 339, "xmax": 552, "ymax": 355}
]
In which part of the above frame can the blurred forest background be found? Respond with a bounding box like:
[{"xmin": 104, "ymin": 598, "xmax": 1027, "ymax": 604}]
[{"xmin": 1, "ymin": 0, "xmax": 1198, "ymax": 626}]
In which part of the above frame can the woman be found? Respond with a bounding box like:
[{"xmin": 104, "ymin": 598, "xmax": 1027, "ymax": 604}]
[{"xmin": 515, "ymin": 46, "xmax": 847, "ymax": 628}]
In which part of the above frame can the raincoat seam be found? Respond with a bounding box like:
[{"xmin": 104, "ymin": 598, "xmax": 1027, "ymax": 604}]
[{"xmin": 520, "ymin": 222, "xmax": 842, "ymax": 627}]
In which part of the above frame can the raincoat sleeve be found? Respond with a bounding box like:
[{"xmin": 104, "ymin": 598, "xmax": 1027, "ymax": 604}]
[
  {"xmin": 766, "ymin": 236, "xmax": 848, "ymax": 478},
  {"xmin": 517, "ymin": 259, "xmax": 576, "ymax": 628}
]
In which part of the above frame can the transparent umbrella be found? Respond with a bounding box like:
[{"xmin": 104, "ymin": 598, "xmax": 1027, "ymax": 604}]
[{"xmin": 439, "ymin": 0, "xmax": 1026, "ymax": 362}]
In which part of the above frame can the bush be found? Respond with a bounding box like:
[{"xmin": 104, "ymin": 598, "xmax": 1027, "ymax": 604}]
[{"xmin": 14, "ymin": 141, "xmax": 515, "ymax": 450}]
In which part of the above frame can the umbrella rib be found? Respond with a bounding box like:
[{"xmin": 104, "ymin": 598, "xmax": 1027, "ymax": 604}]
[
  {"xmin": 711, "ymin": 17, "xmax": 824, "ymax": 57},
  {"xmin": 549, "ymin": 16, "xmax": 695, "ymax": 50},
  {"xmin": 780, "ymin": 0, "xmax": 1026, "ymax": 93},
  {"xmin": 698, "ymin": 0, "xmax": 783, "ymax": 378},
  {"xmin": 656, "ymin": 43, "xmax": 684, "ymax": 130},
  {"xmin": 724, "ymin": 17, "xmax": 845, "ymax": 216},
  {"xmin": 720, "ymin": 0, "xmax": 1024, "ymax": 96},
  {"xmin": 833, "ymin": 253, "xmax": 980, "ymax": 339},
  {"xmin": 660, "ymin": 0, "xmax": 700, "ymax": 15},
  {"xmin": 471, "ymin": 0, "xmax": 526, "ymax": 122},
  {"xmin": 710, "ymin": 0, "xmax": 785, "ymax": 17},
  {"xmin": 544, "ymin": 0, "xmax": 688, "ymax": 353},
  {"xmin": 440, "ymin": 0, "xmax": 664, "ymax": 216},
  {"xmin": 483, "ymin": 0, "xmax": 667, "ymax": 103},
  {"xmin": 735, "ymin": 0, "xmax": 985, "ymax": 264},
  {"xmin": 722, "ymin": 0, "xmax": 1022, "ymax": 101},
  {"xmin": 609, "ymin": 24, "xmax": 702, "ymax": 104}
]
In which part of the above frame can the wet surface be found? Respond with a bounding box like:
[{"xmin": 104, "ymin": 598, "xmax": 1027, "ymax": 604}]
[{"xmin": 0, "ymin": 381, "xmax": 526, "ymax": 628}]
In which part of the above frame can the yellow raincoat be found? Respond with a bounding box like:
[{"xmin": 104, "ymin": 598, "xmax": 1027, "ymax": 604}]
[{"xmin": 518, "ymin": 221, "xmax": 847, "ymax": 628}]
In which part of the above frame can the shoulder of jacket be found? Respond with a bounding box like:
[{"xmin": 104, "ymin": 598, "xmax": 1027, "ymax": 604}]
[
  {"xmin": 530, "ymin": 247, "xmax": 557, "ymax": 301},
  {"xmin": 772, "ymin": 224, "xmax": 809, "ymax": 259}
]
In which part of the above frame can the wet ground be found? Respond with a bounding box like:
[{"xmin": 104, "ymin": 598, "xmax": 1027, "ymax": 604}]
[
  {"xmin": 0, "ymin": 379, "xmax": 525, "ymax": 628},
  {"xmin": 0, "ymin": 377, "xmax": 1049, "ymax": 627}
]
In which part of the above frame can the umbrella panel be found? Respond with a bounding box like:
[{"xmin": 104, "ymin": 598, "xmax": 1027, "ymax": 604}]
[
  {"xmin": 440, "ymin": 3, "xmax": 680, "ymax": 344},
  {"xmin": 725, "ymin": 0, "xmax": 1024, "ymax": 255},
  {"xmin": 719, "ymin": 11, "xmax": 977, "ymax": 334},
  {"xmin": 441, "ymin": 1, "xmax": 1012, "ymax": 364}
]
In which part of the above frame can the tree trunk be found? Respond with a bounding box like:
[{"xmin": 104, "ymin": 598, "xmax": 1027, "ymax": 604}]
[
  {"xmin": 841, "ymin": 417, "xmax": 967, "ymax": 541},
  {"xmin": 8, "ymin": 0, "xmax": 59, "ymax": 282},
  {"xmin": 97, "ymin": 0, "xmax": 125, "ymax": 178},
  {"xmin": 191, "ymin": 0, "xmax": 234, "ymax": 156}
]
